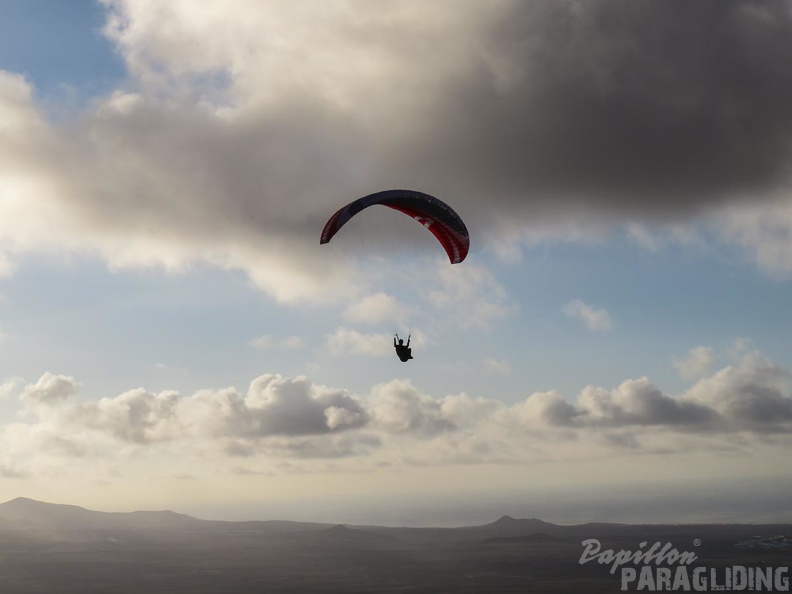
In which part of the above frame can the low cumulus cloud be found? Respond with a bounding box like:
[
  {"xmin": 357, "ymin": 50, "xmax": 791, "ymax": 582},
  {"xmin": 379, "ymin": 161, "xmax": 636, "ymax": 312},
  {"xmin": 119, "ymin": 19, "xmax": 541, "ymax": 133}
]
[
  {"xmin": 0, "ymin": 377, "xmax": 23, "ymax": 399},
  {"xmin": 19, "ymin": 373, "xmax": 79, "ymax": 407},
  {"xmin": 508, "ymin": 354, "xmax": 791, "ymax": 435},
  {"xmin": 674, "ymin": 346, "xmax": 716, "ymax": 380},
  {"xmin": 685, "ymin": 352, "xmax": 792, "ymax": 430},
  {"xmin": 1, "ymin": 374, "xmax": 371, "ymax": 471},
  {"xmin": 509, "ymin": 390, "xmax": 579, "ymax": 427},
  {"xmin": 2, "ymin": 350, "xmax": 790, "ymax": 479},
  {"xmin": 369, "ymin": 379, "xmax": 458, "ymax": 437},
  {"xmin": 68, "ymin": 388, "xmax": 182, "ymax": 444},
  {"xmin": 574, "ymin": 378, "xmax": 715, "ymax": 427},
  {"xmin": 1, "ymin": 0, "xmax": 790, "ymax": 305},
  {"xmin": 170, "ymin": 375, "xmax": 369, "ymax": 444}
]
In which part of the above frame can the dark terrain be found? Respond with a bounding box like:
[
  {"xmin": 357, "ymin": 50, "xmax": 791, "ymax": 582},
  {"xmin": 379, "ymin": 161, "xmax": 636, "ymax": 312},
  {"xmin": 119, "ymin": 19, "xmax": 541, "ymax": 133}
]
[{"xmin": 0, "ymin": 498, "xmax": 789, "ymax": 593}]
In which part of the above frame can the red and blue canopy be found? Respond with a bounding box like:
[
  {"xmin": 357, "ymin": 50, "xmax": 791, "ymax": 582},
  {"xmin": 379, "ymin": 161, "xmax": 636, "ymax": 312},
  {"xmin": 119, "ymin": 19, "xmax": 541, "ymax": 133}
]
[{"xmin": 320, "ymin": 189, "xmax": 470, "ymax": 264}]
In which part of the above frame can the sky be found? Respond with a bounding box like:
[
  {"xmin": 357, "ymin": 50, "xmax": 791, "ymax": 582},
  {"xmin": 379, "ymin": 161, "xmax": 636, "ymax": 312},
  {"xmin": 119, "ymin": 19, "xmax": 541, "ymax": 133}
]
[{"xmin": 1, "ymin": 0, "xmax": 792, "ymax": 526}]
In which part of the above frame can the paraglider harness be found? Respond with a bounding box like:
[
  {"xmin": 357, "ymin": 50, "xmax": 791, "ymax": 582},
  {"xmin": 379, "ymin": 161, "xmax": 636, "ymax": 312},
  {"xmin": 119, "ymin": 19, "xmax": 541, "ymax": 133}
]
[{"xmin": 394, "ymin": 333, "xmax": 413, "ymax": 362}]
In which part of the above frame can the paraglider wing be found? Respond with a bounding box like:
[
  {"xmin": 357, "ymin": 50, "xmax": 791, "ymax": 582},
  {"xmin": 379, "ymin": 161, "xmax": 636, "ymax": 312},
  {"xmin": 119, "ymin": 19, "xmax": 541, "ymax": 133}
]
[{"xmin": 320, "ymin": 189, "xmax": 469, "ymax": 264}]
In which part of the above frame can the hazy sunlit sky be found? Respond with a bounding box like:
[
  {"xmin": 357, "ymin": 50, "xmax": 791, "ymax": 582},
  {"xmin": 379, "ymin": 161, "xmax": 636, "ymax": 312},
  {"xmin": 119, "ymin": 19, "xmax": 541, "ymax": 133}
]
[{"xmin": 1, "ymin": 0, "xmax": 791, "ymax": 525}]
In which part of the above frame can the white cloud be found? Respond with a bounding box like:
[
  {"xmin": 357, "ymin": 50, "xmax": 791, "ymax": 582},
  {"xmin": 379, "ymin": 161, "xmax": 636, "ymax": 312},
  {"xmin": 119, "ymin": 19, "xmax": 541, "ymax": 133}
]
[
  {"xmin": 729, "ymin": 337, "xmax": 752, "ymax": 359},
  {"xmin": 715, "ymin": 197, "xmax": 792, "ymax": 279},
  {"xmin": 575, "ymin": 378, "xmax": 714, "ymax": 428},
  {"xmin": 99, "ymin": 0, "xmax": 494, "ymax": 108},
  {"xmin": 424, "ymin": 261, "xmax": 516, "ymax": 330},
  {"xmin": 369, "ymin": 379, "xmax": 456, "ymax": 437},
  {"xmin": 439, "ymin": 392, "xmax": 502, "ymax": 429},
  {"xmin": 509, "ymin": 390, "xmax": 578, "ymax": 427},
  {"xmin": 1, "ymin": 374, "xmax": 371, "ymax": 473},
  {"xmin": 250, "ymin": 335, "xmax": 303, "ymax": 350},
  {"xmin": 250, "ymin": 336, "xmax": 273, "ymax": 349},
  {"xmin": 673, "ymin": 346, "xmax": 716, "ymax": 380},
  {"xmin": 71, "ymin": 388, "xmax": 182, "ymax": 444},
  {"xmin": 685, "ymin": 352, "xmax": 792, "ymax": 430},
  {"xmin": 1, "ymin": 352, "xmax": 791, "ymax": 480},
  {"xmin": 482, "ymin": 358, "xmax": 511, "ymax": 374},
  {"xmin": 153, "ymin": 363, "xmax": 190, "ymax": 378},
  {"xmin": 343, "ymin": 292, "xmax": 405, "ymax": 325},
  {"xmin": 0, "ymin": 377, "xmax": 23, "ymax": 399},
  {"xmin": 19, "ymin": 373, "xmax": 79, "ymax": 407},
  {"xmin": 562, "ymin": 299, "xmax": 612, "ymax": 331},
  {"xmin": 625, "ymin": 222, "xmax": 703, "ymax": 253},
  {"xmin": 242, "ymin": 374, "xmax": 367, "ymax": 437},
  {"xmin": 482, "ymin": 219, "xmax": 609, "ymax": 264},
  {"xmin": 168, "ymin": 375, "xmax": 369, "ymax": 445},
  {"xmin": 324, "ymin": 328, "xmax": 393, "ymax": 358}
]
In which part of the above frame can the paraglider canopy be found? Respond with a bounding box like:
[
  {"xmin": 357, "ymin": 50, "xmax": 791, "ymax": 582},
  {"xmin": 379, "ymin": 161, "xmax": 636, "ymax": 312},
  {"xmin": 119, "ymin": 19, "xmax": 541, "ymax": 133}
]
[{"xmin": 320, "ymin": 189, "xmax": 470, "ymax": 264}]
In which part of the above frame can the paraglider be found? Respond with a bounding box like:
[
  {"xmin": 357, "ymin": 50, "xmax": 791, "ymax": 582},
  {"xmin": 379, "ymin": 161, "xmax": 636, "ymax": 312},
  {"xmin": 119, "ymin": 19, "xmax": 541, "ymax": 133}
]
[
  {"xmin": 319, "ymin": 189, "xmax": 469, "ymax": 264},
  {"xmin": 321, "ymin": 190, "xmax": 469, "ymax": 362},
  {"xmin": 394, "ymin": 333, "xmax": 412, "ymax": 362}
]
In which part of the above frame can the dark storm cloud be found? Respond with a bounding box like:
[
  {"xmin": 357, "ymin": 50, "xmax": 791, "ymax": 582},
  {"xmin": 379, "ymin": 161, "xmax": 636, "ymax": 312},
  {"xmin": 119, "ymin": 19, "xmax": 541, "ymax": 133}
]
[
  {"xmin": 391, "ymin": 0, "xmax": 792, "ymax": 220},
  {"xmin": 90, "ymin": 0, "xmax": 792, "ymax": 240},
  {"xmin": 7, "ymin": 0, "xmax": 791, "ymax": 301}
]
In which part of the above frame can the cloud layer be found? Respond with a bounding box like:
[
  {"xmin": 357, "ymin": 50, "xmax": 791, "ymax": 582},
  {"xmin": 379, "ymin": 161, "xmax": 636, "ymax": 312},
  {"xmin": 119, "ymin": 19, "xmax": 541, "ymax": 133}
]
[
  {"xmin": 100, "ymin": 0, "xmax": 792, "ymax": 215},
  {"xmin": 2, "ymin": 350, "xmax": 790, "ymax": 479},
  {"xmin": 3, "ymin": 0, "xmax": 792, "ymax": 305}
]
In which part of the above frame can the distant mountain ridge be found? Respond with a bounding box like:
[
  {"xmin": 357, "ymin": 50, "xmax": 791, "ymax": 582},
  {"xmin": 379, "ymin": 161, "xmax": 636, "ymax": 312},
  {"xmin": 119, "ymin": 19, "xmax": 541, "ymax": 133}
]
[
  {"xmin": 0, "ymin": 497, "xmax": 205, "ymax": 530},
  {"xmin": 0, "ymin": 497, "xmax": 332, "ymax": 533},
  {"xmin": 298, "ymin": 524, "xmax": 402, "ymax": 549},
  {"xmin": 2, "ymin": 497, "xmax": 791, "ymax": 547},
  {"xmin": 465, "ymin": 514, "xmax": 559, "ymax": 534},
  {"xmin": 0, "ymin": 498, "xmax": 559, "ymax": 533}
]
